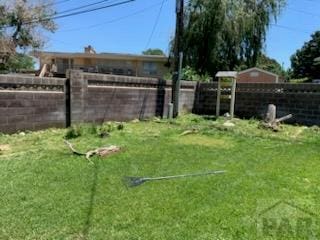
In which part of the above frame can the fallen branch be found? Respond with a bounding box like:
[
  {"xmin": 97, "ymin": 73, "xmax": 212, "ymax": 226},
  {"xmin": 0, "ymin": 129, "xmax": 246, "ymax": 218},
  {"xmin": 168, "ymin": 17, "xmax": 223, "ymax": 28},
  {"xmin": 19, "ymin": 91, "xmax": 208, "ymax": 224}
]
[
  {"xmin": 85, "ymin": 145, "xmax": 121, "ymax": 161},
  {"xmin": 275, "ymin": 114, "xmax": 293, "ymax": 123},
  {"xmin": 179, "ymin": 129, "xmax": 199, "ymax": 136},
  {"xmin": 64, "ymin": 140, "xmax": 85, "ymax": 156},
  {"xmin": 64, "ymin": 140, "xmax": 121, "ymax": 164}
]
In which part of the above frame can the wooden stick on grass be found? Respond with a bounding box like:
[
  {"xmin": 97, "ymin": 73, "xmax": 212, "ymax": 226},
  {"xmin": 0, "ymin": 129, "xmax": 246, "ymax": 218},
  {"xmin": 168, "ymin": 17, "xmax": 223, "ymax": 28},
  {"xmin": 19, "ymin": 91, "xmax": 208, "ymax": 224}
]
[{"xmin": 64, "ymin": 140, "xmax": 121, "ymax": 164}]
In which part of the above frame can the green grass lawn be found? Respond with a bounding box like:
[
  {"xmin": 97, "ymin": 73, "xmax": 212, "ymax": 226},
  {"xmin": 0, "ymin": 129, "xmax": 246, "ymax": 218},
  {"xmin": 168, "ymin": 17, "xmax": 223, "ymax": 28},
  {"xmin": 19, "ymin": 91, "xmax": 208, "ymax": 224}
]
[{"xmin": 0, "ymin": 115, "xmax": 319, "ymax": 240}]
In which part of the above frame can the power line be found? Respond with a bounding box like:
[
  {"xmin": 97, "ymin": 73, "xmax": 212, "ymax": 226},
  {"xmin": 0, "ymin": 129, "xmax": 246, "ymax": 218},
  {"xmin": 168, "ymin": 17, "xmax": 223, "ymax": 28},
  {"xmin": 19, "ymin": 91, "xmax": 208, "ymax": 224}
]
[
  {"xmin": 57, "ymin": 1, "xmax": 166, "ymax": 33},
  {"xmin": 292, "ymin": 0, "xmax": 318, "ymax": 2},
  {"xmin": 43, "ymin": 0, "xmax": 134, "ymax": 22},
  {"xmin": 287, "ymin": 7, "xmax": 320, "ymax": 18},
  {"xmin": 144, "ymin": 0, "xmax": 166, "ymax": 49},
  {"xmin": 25, "ymin": 0, "xmax": 135, "ymax": 25},
  {"xmin": 56, "ymin": 0, "xmax": 113, "ymax": 15},
  {"xmin": 27, "ymin": 0, "xmax": 116, "ymax": 27},
  {"xmin": 270, "ymin": 23, "xmax": 311, "ymax": 34},
  {"xmin": 44, "ymin": 0, "xmax": 72, "ymax": 8},
  {"xmin": 4, "ymin": 0, "xmax": 73, "ymax": 26}
]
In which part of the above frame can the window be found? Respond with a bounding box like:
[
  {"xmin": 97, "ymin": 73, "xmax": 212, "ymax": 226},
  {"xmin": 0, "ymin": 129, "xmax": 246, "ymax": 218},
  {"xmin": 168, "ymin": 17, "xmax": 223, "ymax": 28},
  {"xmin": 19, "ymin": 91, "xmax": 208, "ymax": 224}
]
[{"xmin": 143, "ymin": 62, "xmax": 157, "ymax": 75}]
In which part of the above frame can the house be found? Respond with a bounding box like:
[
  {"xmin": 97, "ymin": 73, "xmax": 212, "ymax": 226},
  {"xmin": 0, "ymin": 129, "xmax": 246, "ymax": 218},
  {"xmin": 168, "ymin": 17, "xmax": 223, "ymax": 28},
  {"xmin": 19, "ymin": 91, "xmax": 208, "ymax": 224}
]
[
  {"xmin": 34, "ymin": 46, "xmax": 170, "ymax": 79},
  {"xmin": 237, "ymin": 67, "xmax": 280, "ymax": 83}
]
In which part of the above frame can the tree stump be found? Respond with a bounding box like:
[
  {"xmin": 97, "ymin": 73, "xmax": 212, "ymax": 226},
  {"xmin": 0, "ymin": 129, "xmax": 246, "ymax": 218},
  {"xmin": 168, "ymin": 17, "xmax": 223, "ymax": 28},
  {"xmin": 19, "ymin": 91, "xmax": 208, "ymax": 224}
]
[
  {"xmin": 261, "ymin": 104, "xmax": 293, "ymax": 131},
  {"xmin": 265, "ymin": 104, "xmax": 276, "ymax": 123}
]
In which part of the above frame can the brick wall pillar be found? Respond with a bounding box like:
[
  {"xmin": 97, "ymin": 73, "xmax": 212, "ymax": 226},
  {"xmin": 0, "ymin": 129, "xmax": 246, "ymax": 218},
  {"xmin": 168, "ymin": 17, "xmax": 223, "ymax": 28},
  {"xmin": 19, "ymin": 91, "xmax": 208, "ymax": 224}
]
[{"xmin": 67, "ymin": 70, "xmax": 87, "ymax": 124}]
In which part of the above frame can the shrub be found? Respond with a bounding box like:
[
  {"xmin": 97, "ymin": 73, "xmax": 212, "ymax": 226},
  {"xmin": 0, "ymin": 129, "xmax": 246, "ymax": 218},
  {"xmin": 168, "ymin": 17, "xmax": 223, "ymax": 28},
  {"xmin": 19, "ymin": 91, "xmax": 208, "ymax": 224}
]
[
  {"xmin": 182, "ymin": 66, "xmax": 211, "ymax": 82},
  {"xmin": 65, "ymin": 125, "xmax": 83, "ymax": 139},
  {"xmin": 96, "ymin": 122, "xmax": 124, "ymax": 137}
]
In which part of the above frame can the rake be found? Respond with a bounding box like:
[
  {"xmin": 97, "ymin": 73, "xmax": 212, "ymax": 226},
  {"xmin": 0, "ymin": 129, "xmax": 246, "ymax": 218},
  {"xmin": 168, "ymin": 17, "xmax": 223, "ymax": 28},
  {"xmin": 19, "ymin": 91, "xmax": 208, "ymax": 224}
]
[{"xmin": 123, "ymin": 170, "xmax": 226, "ymax": 187}]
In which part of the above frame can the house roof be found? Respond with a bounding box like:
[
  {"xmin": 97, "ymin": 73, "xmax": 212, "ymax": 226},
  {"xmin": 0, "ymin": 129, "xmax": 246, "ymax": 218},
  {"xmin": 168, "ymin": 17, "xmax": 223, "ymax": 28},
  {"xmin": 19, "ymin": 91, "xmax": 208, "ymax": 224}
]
[
  {"xmin": 238, "ymin": 67, "xmax": 279, "ymax": 78},
  {"xmin": 33, "ymin": 51, "xmax": 168, "ymax": 62},
  {"xmin": 215, "ymin": 71, "xmax": 238, "ymax": 78}
]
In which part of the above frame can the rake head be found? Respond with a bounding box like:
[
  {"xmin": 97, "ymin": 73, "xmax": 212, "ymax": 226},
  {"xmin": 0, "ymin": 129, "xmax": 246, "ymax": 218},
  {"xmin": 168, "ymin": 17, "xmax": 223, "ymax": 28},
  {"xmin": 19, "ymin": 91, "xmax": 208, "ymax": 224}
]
[{"xmin": 123, "ymin": 176, "xmax": 148, "ymax": 188}]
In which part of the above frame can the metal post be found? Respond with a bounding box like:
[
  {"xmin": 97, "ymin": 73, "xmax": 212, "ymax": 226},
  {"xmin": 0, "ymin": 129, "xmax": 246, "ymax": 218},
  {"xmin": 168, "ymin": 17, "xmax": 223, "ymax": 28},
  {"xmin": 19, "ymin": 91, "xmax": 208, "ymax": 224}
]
[
  {"xmin": 216, "ymin": 78, "xmax": 221, "ymax": 117},
  {"xmin": 230, "ymin": 78, "xmax": 236, "ymax": 119},
  {"xmin": 168, "ymin": 103, "xmax": 173, "ymax": 119},
  {"xmin": 173, "ymin": 52, "xmax": 183, "ymax": 116}
]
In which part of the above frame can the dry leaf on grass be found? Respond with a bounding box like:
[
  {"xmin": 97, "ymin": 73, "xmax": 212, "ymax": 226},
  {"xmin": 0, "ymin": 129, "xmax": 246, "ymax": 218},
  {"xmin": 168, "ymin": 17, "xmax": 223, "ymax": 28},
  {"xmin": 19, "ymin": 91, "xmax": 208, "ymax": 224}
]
[{"xmin": 0, "ymin": 144, "xmax": 11, "ymax": 152}]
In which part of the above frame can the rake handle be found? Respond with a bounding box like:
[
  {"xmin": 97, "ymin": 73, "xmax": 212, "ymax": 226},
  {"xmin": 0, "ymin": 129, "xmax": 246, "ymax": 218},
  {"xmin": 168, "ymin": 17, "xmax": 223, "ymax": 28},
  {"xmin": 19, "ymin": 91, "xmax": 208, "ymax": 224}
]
[{"xmin": 142, "ymin": 170, "xmax": 226, "ymax": 181}]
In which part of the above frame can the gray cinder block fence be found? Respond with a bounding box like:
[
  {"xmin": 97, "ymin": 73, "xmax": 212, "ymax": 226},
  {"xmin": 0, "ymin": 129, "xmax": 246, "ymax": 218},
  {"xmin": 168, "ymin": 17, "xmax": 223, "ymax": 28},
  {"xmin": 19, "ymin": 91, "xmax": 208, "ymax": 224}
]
[
  {"xmin": 0, "ymin": 70, "xmax": 319, "ymax": 133},
  {"xmin": 193, "ymin": 82, "xmax": 320, "ymax": 125}
]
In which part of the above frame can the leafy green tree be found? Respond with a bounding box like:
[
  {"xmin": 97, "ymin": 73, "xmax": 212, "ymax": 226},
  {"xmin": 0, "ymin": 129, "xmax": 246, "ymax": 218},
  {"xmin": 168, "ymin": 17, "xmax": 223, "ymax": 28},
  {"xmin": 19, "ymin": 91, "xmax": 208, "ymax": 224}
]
[
  {"xmin": 0, "ymin": 0, "xmax": 56, "ymax": 72},
  {"xmin": 256, "ymin": 54, "xmax": 284, "ymax": 75},
  {"xmin": 0, "ymin": 0, "xmax": 56, "ymax": 49},
  {"xmin": 142, "ymin": 48, "xmax": 165, "ymax": 56},
  {"xmin": 291, "ymin": 31, "xmax": 320, "ymax": 79},
  {"xmin": 236, "ymin": 54, "xmax": 290, "ymax": 81},
  {"xmin": 180, "ymin": 0, "xmax": 286, "ymax": 76},
  {"xmin": 6, "ymin": 53, "xmax": 35, "ymax": 72},
  {"xmin": 236, "ymin": 54, "xmax": 284, "ymax": 74},
  {"xmin": 0, "ymin": 53, "xmax": 35, "ymax": 73},
  {"xmin": 182, "ymin": 66, "xmax": 211, "ymax": 82},
  {"xmin": 0, "ymin": 0, "xmax": 56, "ymax": 54}
]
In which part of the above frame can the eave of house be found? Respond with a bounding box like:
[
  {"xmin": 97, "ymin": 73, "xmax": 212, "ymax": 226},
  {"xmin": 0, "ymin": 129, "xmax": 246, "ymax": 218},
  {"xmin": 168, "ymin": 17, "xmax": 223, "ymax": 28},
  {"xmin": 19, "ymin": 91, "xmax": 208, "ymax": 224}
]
[
  {"xmin": 33, "ymin": 51, "xmax": 168, "ymax": 63},
  {"xmin": 238, "ymin": 67, "xmax": 279, "ymax": 78}
]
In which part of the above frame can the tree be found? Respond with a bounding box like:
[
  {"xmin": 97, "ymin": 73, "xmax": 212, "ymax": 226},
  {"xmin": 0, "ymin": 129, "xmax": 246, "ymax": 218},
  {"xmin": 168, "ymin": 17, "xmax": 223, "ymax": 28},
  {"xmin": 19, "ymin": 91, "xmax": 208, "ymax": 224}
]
[
  {"xmin": 181, "ymin": 66, "xmax": 211, "ymax": 82},
  {"xmin": 291, "ymin": 31, "xmax": 320, "ymax": 79},
  {"xmin": 0, "ymin": 0, "xmax": 56, "ymax": 51},
  {"xmin": 0, "ymin": 1, "xmax": 56, "ymax": 72},
  {"xmin": 7, "ymin": 53, "xmax": 35, "ymax": 71},
  {"xmin": 237, "ymin": 53, "xmax": 287, "ymax": 78},
  {"xmin": 257, "ymin": 54, "xmax": 283, "ymax": 75},
  {"xmin": 142, "ymin": 48, "xmax": 165, "ymax": 56},
  {"xmin": 180, "ymin": 0, "xmax": 286, "ymax": 76}
]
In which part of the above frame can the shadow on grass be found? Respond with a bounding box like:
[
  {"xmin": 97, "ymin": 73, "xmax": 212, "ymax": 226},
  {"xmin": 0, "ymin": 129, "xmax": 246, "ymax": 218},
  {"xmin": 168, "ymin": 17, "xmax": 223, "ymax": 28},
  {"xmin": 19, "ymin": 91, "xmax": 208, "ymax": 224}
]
[
  {"xmin": 202, "ymin": 115, "xmax": 218, "ymax": 121},
  {"xmin": 82, "ymin": 161, "xmax": 99, "ymax": 239}
]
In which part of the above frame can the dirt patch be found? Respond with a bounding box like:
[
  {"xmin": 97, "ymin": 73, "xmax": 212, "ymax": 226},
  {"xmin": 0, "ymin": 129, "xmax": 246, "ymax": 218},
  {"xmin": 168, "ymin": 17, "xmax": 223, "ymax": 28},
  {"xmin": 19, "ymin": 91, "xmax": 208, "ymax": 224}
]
[
  {"xmin": 177, "ymin": 135, "xmax": 232, "ymax": 148},
  {"xmin": 0, "ymin": 144, "xmax": 11, "ymax": 153}
]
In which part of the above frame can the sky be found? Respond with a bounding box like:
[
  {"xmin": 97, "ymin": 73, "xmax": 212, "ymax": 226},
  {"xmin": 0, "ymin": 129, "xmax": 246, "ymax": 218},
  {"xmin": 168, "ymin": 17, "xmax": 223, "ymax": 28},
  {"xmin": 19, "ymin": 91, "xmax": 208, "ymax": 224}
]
[{"xmin": 44, "ymin": 0, "xmax": 320, "ymax": 69}]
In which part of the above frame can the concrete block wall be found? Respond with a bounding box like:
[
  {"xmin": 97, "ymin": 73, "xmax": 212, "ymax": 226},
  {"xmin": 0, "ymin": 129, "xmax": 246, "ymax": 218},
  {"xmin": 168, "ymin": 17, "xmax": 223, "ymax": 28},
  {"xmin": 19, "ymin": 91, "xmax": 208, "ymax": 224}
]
[
  {"xmin": 235, "ymin": 83, "xmax": 320, "ymax": 125},
  {"xmin": 1, "ymin": 71, "xmax": 319, "ymax": 134},
  {"xmin": 193, "ymin": 82, "xmax": 218, "ymax": 115},
  {"xmin": 68, "ymin": 70, "xmax": 87, "ymax": 124},
  {"xmin": 0, "ymin": 75, "xmax": 67, "ymax": 133},
  {"xmin": 194, "ymin": 82, "xmax": 320, "ymax": 125},
  {"xmin": 69, "ymin": 70, "xmax": 197, "ymax": 123}
]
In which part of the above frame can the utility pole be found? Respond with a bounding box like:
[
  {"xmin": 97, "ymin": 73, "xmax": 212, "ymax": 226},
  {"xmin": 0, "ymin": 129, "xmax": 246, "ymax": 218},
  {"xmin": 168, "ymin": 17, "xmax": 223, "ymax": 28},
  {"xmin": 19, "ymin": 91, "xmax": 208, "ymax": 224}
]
[{"xmin": 172, "ymin": 0, "xmax": 184, "ymax": 118}]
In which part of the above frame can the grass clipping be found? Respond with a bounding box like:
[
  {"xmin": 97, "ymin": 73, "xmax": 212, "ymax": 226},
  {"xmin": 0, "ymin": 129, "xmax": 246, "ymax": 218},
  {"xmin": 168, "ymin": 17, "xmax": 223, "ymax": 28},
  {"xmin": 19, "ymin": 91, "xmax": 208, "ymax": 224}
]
[
  {"xmin": 0, "ymin": 144, "xmax": 11, "ymax": 154},
  {"xmin": 64, "ymin": 140, "xmax": 121, "ymax": 164}
]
